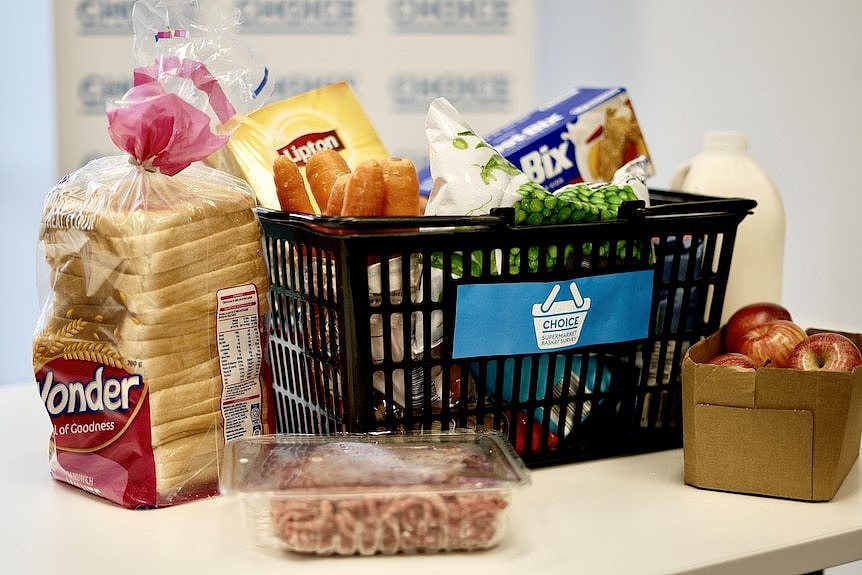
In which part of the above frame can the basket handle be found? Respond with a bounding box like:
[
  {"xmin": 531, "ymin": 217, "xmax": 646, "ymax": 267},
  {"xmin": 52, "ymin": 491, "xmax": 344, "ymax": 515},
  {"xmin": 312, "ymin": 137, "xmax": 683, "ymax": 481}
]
[
  {"xmin": 255, "ymin": 207, "xmax": 512, "ymax": 230},
  {"xmin": 255, "ymin": 193, "xmax": 757, "ymax": 230},
  {"xmin": 623, "ymin": 197, "xmax": 757, "ymax": 219}
]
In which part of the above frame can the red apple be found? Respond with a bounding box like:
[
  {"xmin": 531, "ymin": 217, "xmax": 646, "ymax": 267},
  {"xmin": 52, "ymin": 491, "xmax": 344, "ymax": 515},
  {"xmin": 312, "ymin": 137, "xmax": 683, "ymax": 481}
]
[
  {"xmin": 787, "ymin": 332, "xmax": 862, "ymax": 372},
  {"xmin": 708, "ymin": 352, "xmax": 756, "ymax": 370},
  {"xmin": 724, "ymin": 302, "xmax": 793, "ymax": 353},
  {"xmin": 736, "ymin": 319, "xmax": 808, "ymax": 368}
]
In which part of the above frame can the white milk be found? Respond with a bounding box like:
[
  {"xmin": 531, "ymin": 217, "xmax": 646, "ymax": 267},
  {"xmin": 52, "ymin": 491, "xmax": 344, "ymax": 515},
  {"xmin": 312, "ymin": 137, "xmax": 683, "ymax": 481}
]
[{"xmin": 671, "ymin": 132, "xmax": 786, "ymax": 323}]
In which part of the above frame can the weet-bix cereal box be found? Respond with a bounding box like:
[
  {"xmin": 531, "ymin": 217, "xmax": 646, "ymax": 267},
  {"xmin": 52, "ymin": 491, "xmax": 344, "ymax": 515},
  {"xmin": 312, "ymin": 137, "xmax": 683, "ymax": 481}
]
[{"xmin": 420, "ymin": 87, "xmax": 652, "ymax": 196}]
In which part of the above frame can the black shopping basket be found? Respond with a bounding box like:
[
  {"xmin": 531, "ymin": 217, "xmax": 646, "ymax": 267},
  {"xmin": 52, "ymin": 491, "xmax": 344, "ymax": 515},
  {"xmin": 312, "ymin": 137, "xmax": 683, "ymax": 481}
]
[{"xmin": 258, "ymin": 190, "xmax": 755, "ymax": 467}]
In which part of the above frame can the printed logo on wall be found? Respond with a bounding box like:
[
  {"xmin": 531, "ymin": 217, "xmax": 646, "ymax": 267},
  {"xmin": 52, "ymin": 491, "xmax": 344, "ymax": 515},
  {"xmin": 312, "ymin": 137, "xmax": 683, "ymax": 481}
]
[
  {"xmin": 236, "ymin": 0, "xmax": 356, "ymax": 34},
  {"xmin": 75, "ymin": 0, "xmax": 134, "ymax": 35},
  {"xmin": 387, "ymin": 0, "xmax": 511, "ymax": 33},
  {"xmin": 388, "ymin": 72, "xmax": 511, "ymax": 114}
]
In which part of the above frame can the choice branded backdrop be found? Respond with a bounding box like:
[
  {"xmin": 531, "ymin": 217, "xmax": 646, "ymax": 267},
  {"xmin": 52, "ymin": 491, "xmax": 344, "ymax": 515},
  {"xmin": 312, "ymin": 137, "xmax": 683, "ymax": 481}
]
[{"xmin": 55, "ymin": 0, "xmax": 536, "ymax": 176}]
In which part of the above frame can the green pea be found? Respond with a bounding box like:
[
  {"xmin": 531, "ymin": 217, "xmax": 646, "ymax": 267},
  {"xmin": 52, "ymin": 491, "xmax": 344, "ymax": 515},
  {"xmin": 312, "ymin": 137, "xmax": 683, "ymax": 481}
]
[
  {"xmin": 557, "ymin": 190, "xmax": 576, "ymax": 202},
  {"xmin": 598, "ymin": 243, "xmax": 610, "ymax": 258},
  {"xmin": 616, "ymin": 242, "xmax": 628, "ymax": 259}
]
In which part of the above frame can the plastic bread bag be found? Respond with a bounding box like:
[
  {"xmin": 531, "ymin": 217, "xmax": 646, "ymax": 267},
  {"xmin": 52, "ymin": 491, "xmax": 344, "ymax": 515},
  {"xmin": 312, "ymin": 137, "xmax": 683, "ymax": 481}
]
[
  {"xmin": 133, "ymin": 0, "xmax": 272, "ymax": 176},
  {"xmin": 132, "ymin": 0, "xmax": 272, "ymax": 129},
  {"xmin": 32, "ymin": 0, "xmax": 275, "ymax": 509}
]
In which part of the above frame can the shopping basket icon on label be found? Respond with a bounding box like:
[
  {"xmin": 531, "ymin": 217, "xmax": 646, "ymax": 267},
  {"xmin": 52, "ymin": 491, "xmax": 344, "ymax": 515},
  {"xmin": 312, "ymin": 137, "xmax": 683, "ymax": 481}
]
[{"xmin": 532, "ymin": 282, "xmax": 591, "ymax": 350}]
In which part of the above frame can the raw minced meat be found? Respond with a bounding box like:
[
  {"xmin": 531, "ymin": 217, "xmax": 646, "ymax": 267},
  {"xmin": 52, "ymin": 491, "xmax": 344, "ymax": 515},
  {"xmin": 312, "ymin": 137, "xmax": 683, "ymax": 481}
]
[
  {"xmin": 271, "ymin": 491, "xmax": 508, "ymax": 555},
  {"xmin": 266, "ymin": 440, "xmax": 512, "ymax": 554}
]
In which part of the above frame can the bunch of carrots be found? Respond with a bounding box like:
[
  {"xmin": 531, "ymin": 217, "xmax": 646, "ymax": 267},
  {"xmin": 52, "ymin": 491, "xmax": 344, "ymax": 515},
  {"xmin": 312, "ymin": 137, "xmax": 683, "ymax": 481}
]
[{"xmin": 273, "ymin": 150, "xmax": 421, "ymax": 216}]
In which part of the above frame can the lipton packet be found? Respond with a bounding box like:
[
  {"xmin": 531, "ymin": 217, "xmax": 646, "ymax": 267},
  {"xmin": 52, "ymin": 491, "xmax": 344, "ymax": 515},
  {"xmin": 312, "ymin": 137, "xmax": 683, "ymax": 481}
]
[{"xmin": 213, "ymin": 81, "xmax": 389, "ymax": 210}]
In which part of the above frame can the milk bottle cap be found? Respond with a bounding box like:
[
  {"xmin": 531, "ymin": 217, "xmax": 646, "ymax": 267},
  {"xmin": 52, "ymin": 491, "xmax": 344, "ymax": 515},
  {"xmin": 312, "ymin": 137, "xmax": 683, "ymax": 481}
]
[{"xmin": 703, "ymin": 131, "xmax": 748, "ymax": 153}]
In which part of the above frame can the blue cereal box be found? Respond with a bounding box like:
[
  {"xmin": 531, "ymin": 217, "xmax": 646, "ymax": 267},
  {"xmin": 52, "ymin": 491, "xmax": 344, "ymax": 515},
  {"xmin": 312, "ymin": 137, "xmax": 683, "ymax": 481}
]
[{"xmin": 420, "ymin": 87, "xmax": 652, "ymax": 196}]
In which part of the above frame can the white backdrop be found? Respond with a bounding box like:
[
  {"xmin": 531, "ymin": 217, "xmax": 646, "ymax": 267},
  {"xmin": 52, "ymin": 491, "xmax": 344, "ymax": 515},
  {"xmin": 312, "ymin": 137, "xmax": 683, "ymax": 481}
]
[{"xmin": 3, "ymin": 0, "xmax": 862, "ymax": 392}]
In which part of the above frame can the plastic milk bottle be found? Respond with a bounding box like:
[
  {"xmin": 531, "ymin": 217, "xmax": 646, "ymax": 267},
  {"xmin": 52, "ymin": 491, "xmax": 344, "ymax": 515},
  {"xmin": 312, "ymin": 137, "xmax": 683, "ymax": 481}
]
[{"xmin": 671, "ymin": 132, "xmax": 786, "ymax": 323}]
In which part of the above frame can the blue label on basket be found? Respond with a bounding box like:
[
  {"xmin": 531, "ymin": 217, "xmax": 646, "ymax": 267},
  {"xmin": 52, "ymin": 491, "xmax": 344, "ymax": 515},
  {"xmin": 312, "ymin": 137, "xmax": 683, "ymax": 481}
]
[{"xmin": 452, "ymin": 270, "xmax": 654, "ymax": 358}]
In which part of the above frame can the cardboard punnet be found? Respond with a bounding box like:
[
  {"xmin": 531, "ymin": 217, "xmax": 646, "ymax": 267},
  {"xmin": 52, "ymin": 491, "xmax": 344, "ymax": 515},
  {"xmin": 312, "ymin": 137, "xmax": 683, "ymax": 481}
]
[{"xmin": 682, "ymin": 330, "xmax": 862, "ymax": 501}]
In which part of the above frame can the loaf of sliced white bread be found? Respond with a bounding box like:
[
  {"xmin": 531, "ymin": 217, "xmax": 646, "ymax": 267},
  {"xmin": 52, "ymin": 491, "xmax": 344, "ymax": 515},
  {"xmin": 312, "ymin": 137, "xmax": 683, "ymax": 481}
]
[{"xmin": 34, "ymin": 159, "xmax": 271, "ymax": 504}]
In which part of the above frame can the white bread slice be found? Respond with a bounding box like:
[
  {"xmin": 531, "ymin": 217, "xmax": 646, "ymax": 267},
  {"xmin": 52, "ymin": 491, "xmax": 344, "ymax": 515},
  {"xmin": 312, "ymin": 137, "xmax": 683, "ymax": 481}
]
[
  {"xmin": 50, "ymin": 237, "xmax": 265, "ymax": 293},
  {"xmin": 150, "ymin": 408, "xmax": 224, "ymax": 448},
  {"xmin": 146, "ymin": 358, "xmax": 222, "ymax": 393},
  {"xmin": 148, "ymin": 375, "xmax": 223, "ymax": 427},
  {"xmin": 43, "ymin": 290, "xmax": 269, "ymax": 345},
  {"xmin": 43, "ymin": 217, "xmax": 261, "ymax": 275},
  {"xmin": 153, "ymin": 431, "xmax": 223, "ymax": 501}
]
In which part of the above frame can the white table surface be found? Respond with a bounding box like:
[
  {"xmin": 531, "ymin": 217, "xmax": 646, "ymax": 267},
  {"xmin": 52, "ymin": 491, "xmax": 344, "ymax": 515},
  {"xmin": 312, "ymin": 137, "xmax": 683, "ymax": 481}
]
[{"xmin": 4, "ymin": 381, "xmax": 862, "ymax": 575}]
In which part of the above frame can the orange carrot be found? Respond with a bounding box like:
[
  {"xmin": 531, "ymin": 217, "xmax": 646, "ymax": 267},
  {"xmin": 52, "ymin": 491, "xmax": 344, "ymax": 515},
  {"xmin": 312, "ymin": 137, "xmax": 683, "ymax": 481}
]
[
  {"xmin": 273, "ymin": 155, "xmax": 314, "ymax": 213},
  {"xmin": 306, "ymin": 150, "xmax": 351, "ymax": 211},
  {"xmin": 324, "ymin": 172, "xmax": 351, "ymax": 216},
  {"xmin": 381, "ymin": 157, "xmax": 421, "ymax": 216},
  {"xmin": 341, "ymin": 160, "xmax": 385, "ymax": 216}
]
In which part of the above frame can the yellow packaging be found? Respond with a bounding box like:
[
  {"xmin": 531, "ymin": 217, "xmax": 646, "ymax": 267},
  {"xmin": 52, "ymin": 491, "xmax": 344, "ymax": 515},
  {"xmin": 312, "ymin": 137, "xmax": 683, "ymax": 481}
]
[{"xmin": 213, "ymin": 81, "xmax": 388, "ymax": 210}]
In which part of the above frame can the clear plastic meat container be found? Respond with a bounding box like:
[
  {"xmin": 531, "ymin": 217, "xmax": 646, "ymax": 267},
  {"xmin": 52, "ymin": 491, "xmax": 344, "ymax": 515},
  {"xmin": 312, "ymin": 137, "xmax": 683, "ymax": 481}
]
[{"xmin": 220, "ymin": 429, "xmax": 531, "ymax": 555}]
